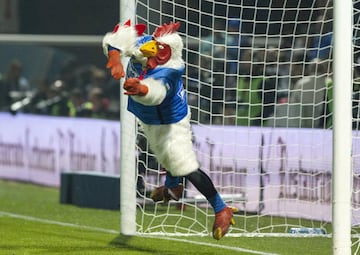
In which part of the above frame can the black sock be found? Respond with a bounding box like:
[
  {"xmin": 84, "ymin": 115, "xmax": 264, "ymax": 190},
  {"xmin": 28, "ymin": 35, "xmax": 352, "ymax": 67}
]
[{"xmin": 185, "ymin": 169, "xmax": 218, "ymax": 199}]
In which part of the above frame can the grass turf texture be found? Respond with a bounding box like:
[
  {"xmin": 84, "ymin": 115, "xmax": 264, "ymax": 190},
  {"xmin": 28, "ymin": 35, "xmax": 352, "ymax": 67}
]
[{"xmin": 0, "ymin": 179, "xmax": 334, "ymax": 255}]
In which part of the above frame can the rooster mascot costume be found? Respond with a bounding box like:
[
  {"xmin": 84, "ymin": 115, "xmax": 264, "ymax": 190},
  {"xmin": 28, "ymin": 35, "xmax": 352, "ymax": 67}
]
[{"xmin": 103, "ymin": 20, "xmax": 238, "ymax": 240}]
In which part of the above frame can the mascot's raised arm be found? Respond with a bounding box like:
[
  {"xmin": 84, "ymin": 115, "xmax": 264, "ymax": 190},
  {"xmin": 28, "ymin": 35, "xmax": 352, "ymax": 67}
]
[
  {"xmin": 102, "ymin": 19, "xmax": 146, "ymax": 79},
  {"xmin": 103, "ymin": 21, "xmax": 238, "ymax": 240}
]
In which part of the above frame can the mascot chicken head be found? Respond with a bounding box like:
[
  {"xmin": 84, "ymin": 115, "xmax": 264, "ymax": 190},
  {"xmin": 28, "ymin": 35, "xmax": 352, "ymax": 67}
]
[{"xmin": 139, "ymin": 21, "xmax": 184, "ymax": 70}]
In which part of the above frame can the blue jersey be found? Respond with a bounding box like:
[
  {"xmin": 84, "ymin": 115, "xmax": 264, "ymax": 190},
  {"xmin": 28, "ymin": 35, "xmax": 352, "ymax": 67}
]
[
  {"xmin": 127, "ymin": 66, "xmax": 188, "ymax": 125},
  {"xmin": 122, "ymin": 34, "xmax": 188, "ymax": 124}
]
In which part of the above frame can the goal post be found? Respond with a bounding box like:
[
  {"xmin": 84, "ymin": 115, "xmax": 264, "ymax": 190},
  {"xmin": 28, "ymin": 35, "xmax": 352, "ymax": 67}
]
[
  {"xmin": 119, "ymin": 0, "xmax": 137, "ymax": 236},
  {"xmin": 118, "ymin": 0, "xmax": 357, "ymax": 253},
  {"xmin": 332, "ymin": 0, "xmax": 353, "ymax": 254}
]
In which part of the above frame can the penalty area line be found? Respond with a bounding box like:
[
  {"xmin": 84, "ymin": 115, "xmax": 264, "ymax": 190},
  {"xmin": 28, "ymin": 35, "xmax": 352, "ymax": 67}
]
[{"xmin": 0, "ymin": 210, "xmax": 279, "ymax": 255}]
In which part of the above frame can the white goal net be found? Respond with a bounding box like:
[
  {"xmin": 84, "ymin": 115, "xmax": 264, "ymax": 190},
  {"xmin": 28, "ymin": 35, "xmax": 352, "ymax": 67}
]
[{"xmin": 126, "ymin": 0, "xmax": 358, "ymax": 243}]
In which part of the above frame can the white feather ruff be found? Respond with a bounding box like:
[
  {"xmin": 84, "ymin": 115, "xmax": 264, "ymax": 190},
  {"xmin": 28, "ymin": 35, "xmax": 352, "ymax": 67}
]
[
  {"xmin": 102, "ymin": 25, "xmax": 138, "ymax": 57},
  {"xmin": 156, "ymin": 33, "xmax": 184, "ymax": 69},
  {"xmin": 140, "ymin": 112, "xmax": 199, "ymax": 176}
]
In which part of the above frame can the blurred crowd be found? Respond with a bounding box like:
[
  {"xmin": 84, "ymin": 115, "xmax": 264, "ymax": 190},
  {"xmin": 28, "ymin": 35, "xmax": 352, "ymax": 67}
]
[
  {"xmin": 0, "ymin": 59, "xmax": 121, "ymax": 120},
  {"xmin": 185, "ymin": 10, "xmax": 338, "ymax": 128},
  {"xmin": 2, "ymin": 7, "xmax": 359, "ymax": 129}
]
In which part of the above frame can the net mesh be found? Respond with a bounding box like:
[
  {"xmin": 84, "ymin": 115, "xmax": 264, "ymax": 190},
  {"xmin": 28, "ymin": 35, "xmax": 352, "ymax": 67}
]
[{"xmin": 131, "ymin": 0, "xmax": 357, "ymax": 239}]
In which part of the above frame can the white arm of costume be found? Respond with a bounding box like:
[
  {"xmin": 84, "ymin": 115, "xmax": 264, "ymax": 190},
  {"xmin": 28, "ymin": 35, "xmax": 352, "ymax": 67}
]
[
  {"xmin": 131, "ymin": 77, "xmax": 167, "ymax": 106},
  {"xmin": 102, "ymin": 25, "xmax": 137, "ymax": 57}
]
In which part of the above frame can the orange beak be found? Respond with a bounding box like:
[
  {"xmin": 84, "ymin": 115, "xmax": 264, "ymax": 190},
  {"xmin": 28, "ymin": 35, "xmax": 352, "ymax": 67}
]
[{"xmin": 139, "ymin": 40, "xmax": 158, "ymax": 57}]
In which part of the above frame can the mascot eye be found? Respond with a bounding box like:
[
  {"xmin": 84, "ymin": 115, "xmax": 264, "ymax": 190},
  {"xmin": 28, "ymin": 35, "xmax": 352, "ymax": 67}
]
[{"xmin": 158, "ymin": 44, "xmax": 164, "ymax": 50}]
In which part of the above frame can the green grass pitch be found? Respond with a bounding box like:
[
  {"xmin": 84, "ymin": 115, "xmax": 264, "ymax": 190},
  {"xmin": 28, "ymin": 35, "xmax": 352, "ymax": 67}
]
[{"xmin": 0, "ymin": 179, "xmax": 334, "ymax": 255}]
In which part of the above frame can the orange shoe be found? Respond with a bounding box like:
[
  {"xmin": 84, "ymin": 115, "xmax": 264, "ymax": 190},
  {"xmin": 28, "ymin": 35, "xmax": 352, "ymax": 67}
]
[
  {"xmin": 150, "ymin": 186, "xmax": 167, "ymax": 202},
  {"xmin": 212, "ymin": 206, "xmax": 238, "ymax": 240},
  {"xmin": 150, "ymin": 184, "xmax": 184, "ymax": 203}
]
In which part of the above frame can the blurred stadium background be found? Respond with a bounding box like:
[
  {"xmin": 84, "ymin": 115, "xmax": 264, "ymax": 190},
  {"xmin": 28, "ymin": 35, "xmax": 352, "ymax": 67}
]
[{"xmin": 0, "ymin": 0, "xmax": 355, "ymax": 254}]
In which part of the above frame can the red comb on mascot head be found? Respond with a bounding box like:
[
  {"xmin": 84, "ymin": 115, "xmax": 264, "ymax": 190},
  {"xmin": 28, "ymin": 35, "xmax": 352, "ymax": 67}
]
[{"xmin": 102, "ymin": 20, "xmax": 238, "ymax": 240}]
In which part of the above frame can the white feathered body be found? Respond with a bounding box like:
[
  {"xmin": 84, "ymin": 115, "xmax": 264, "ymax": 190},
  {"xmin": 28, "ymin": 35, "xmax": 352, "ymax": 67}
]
[{"xmin": 103, "ymin": 23, "xmax": 199, "ymax": 176}]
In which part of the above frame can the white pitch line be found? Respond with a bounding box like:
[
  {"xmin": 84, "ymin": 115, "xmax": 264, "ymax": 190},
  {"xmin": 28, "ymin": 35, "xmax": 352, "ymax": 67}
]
[
  {"xmin": 0, "ymin": 210, "xmax": 119, "ymax": 234},
  {"xmin": 0, "ymin": 210, "xmax": 279, "ymax": 255},
  {"xmin": 141, "ymin": 235, "xmax": 280, "ymax": 255}
]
